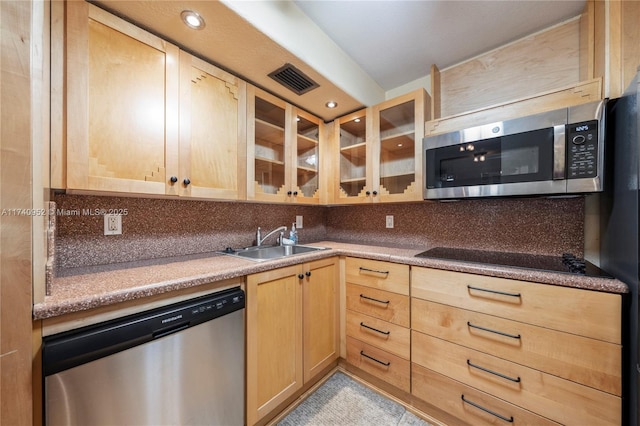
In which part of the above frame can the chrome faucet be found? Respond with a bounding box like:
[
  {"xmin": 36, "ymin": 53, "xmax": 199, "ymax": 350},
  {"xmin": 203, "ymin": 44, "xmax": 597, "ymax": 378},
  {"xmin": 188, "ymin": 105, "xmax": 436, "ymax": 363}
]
[{"xmin": 256, "ymin": 226, "xmax": 287, "ymax": 246}]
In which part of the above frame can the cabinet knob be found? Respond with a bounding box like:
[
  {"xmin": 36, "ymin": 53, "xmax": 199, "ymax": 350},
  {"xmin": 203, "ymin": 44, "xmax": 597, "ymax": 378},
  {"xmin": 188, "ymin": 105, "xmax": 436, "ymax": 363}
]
[
  {"xmin": 305, "ymin": 271, "xmax": 311, "ymax": 277},
  {"xmin": 293, "ymin": 191, "xmax": 298, "ymax": 196},
  {"xmin": 183, "ymin": 178, "xmax": 191, "ymax": 186},
  {"xmin": 287, "ymin": 191, "xmax": 293, "ymax": 196},
  {"xmin": 298, "ymin": 274, "xmax": 304, "ymax": 279},
  {"xmin": 170, "ymin": 176, "xmax": 178, "ymax": 183},
  {"xmin": 372, "ymin": 191, "xmax": 378, "ymax": 196},
  {"xmin": 366, "ymin": 191, "xmax": 371, "ymax": 196}
]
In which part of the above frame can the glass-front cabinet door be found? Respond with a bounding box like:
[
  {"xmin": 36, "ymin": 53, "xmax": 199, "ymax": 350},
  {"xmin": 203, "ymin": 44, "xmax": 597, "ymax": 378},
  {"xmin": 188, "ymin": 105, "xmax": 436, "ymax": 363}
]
[
  {"xmin": 251, "ymin": 90, "xmax": 287, "ymax": 199},
  {"xmin": 335, "ymin": 109, "xmax": 372, "ymax": 203},
  {"xmin": 331, "ymin": 89, "xmax": 429, "ymax": 204},
  {"xmin": 294, "ymin": 110, "xmax": 322, "ymax": 203},
  {"xmin": 373, "ymin": 89, "xmax": 429, "ymax": 202},
  {"xmin": 247, "ymin": 86, "xmax": 322, "ymax": 204}
]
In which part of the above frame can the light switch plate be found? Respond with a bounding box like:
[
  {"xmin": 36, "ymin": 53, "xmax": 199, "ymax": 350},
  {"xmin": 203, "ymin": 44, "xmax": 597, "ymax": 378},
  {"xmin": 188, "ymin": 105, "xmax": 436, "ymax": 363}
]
[{"xmin": 296, "ymin": 215, "xmax": 303, "ymax": 229}]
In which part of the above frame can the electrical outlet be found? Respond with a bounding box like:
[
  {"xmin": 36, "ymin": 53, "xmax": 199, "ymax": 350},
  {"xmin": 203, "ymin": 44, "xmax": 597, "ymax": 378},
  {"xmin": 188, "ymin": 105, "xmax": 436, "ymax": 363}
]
[
  {"xmin": 104, "ymin": 214, "xmax": 122, "ymax": 235},
  {"xmin": 386, "ymin": 215, "xmax": 394, "ymax": 229},
  {"xmin": 296, "ymin": 215, "xmax": 303, "ymax": 229}
]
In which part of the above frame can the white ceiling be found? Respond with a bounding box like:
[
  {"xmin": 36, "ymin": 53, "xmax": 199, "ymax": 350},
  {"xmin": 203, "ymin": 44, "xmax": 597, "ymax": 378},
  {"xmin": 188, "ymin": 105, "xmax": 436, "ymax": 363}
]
[{"xmin": 293, "ymin": 0, "xmax": 587, "ymax": 91}]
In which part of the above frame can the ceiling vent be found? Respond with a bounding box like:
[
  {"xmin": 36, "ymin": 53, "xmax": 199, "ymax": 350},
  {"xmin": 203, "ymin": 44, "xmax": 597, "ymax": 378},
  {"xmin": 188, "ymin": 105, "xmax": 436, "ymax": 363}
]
[{"xmin": 268, "ymin": 63, "xmax": 319, "ymax": 96}]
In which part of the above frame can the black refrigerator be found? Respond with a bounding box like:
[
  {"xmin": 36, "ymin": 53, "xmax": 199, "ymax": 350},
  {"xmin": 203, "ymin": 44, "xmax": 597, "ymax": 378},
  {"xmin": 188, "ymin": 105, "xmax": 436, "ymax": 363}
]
[{"xmin": 601, "ymin": 69, "xmax": 640, "ymax": 426}]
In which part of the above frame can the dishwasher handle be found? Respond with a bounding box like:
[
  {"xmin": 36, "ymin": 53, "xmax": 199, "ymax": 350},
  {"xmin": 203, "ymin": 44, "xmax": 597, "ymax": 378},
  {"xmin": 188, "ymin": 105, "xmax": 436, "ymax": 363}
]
[{"xmin": 153, "ymin": 321, "xmax": 190, "ymax": 339}]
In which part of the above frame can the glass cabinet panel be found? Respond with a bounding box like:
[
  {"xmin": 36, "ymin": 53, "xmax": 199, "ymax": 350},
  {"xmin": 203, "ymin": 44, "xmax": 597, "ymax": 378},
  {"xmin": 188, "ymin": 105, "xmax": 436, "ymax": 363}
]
[
  {"xmin": 339, "ymin": 113, "xmax": 367, "ymax": 197},
  {"xmin": 379, "ymin": 100, "xmax": 415, "ymax": 194},
  {"xmin": 254, "ymin": 97, "xmax": 286, "ymax": 194},
  {"xmin": 296, "ymin": 115, "xmax": 319, "ymax": 197}
]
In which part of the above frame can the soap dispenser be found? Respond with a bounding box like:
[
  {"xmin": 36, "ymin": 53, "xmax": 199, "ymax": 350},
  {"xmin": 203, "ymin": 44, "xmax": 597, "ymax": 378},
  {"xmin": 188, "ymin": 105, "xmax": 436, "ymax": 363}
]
[{"xmin": 289, "ymin": 223, "xmax": 298, "ymax": 245}]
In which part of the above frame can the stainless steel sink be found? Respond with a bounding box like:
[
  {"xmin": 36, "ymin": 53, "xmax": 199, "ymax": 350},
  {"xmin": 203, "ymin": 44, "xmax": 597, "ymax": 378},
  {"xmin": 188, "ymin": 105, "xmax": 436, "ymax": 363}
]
[{"xmin": 221, "ymin": 245, "xmax": 328, "ymax": 262}]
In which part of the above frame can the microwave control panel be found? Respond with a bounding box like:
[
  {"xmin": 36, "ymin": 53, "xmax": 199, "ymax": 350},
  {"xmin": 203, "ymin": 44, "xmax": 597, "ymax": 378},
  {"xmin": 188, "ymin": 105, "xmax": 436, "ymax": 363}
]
[{"xmin": 566, "ymin": 120, "xmax": 598, "ymax": 179}]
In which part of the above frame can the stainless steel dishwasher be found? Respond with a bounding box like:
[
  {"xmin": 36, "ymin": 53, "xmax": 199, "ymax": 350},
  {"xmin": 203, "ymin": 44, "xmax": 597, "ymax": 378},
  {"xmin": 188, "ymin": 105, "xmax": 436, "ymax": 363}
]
[{"xmin": 43, "ymin": 287, "xmax": 245, "ymax": 426}]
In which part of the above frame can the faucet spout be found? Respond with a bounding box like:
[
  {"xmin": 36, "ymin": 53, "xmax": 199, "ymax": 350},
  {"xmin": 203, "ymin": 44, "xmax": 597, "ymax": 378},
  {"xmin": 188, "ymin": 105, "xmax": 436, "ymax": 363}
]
[{"xmin": 256, "ymin": 226, "xmax": 287, "ymax": 246}]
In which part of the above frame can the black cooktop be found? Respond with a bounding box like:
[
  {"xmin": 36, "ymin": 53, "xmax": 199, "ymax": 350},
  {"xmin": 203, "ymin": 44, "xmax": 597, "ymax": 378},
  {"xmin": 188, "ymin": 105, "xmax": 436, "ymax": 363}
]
[{"xmin": 415, "ymin": 247, "xmax": 612, "ymax": 278}]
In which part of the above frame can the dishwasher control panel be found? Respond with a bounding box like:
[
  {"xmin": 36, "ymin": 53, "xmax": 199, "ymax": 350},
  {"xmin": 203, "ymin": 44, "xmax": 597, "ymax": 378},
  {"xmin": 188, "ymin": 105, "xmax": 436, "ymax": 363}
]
[
  {"xmin": 188, "ymin": 291, "xmax": 245, "ymax": 320},
  {"xmin": 153, "ymin": 288, "xmax": 245, "ymax": 335}
]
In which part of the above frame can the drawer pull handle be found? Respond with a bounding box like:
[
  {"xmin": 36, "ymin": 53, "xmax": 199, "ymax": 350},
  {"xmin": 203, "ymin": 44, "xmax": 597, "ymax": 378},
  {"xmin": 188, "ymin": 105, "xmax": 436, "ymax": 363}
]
[
  {"xmin": 359, "ymin": 350, "xmax": 391, "ymax": 366},
  {"xmin": 467, "ymin": 285, "xmax": 521, "ymax": 298},
  {"xmin": 360, "ymin": 322, "xmax": 391, "ymax": 335},
  {"xmin": 359, "ymin": 267, "xmax": 389, "ymax": 276},
  {"xmin": 461, "ymin": 395, "xmax": 514, "ymax": 423},
  {"xmin": 467, "ymin": 322, "xmax": 521, "ymax": 340},
  {"xmin": 467, "ymin": 359, "xmax": 521, "ymax": 383},
  {"xmin": 359, "ymin": 294, "xmax": 390, "ymax": 305}
]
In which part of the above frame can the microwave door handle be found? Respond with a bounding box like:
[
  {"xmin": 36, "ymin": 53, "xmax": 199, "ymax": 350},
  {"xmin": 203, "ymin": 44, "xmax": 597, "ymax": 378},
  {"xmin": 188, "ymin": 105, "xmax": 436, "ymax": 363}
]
[{"xmin": 553, "ymin": 125, "xmax": 566, "ymax": 180}]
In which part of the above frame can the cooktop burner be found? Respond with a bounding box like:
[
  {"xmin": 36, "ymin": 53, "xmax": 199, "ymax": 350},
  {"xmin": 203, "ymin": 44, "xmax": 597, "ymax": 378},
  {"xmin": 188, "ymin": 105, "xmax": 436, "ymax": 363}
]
[{"xmin": 415, "ymin": 247, "xmax": 612, "ymax": 278}]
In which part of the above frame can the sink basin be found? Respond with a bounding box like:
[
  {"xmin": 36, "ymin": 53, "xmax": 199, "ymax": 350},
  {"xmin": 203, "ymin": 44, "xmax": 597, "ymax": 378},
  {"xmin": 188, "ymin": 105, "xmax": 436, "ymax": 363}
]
[{"xmin": 222, "ymin": 245, "xmax": 328, "ymax": 262}]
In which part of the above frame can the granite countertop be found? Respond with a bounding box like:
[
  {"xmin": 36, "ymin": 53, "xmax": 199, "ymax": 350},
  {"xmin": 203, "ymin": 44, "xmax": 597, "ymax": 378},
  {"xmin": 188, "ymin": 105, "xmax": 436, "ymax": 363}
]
[{"xmin": 34, "ymin": 241, "xmax": 629, "ymax": 320}]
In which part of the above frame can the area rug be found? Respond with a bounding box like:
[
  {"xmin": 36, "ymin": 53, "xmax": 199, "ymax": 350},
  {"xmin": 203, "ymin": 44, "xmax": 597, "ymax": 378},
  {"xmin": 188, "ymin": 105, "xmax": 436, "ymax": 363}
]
[{"xmin": 278, "ymin": 372, "xmax": 432, "ymax": 426}]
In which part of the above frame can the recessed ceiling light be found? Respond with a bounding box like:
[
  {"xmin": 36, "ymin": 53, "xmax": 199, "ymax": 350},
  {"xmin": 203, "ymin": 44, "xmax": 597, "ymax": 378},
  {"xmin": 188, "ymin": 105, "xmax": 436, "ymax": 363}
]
[
  {"xmin": 325, "ymin": 101, "xmax": 338, "ymax": 109},
  {"xmin": 181, "ymin": 10, "xmax": 205, "ymax": 30}
]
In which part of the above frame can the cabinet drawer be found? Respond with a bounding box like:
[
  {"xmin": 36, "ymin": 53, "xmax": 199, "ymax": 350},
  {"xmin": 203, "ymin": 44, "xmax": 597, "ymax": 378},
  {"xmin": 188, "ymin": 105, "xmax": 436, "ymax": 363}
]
[
  {"xmin": 412, "ymin": 364, "xmax": 559, "ymax": 426},
  {"xmin": 412, "ymin": 331, "xmax": 621, "ymax": 425},
  {"xmin": 346, "ymin": 336, "xmax": 410, "ymax": 393},
  {"xmin": 346, "ymin": 283, "xmax": 409, "ymax": 327},
  {"xmin": 346, "ymin": 311, "xmax": 410, "ymax": 359},
  {"xmin": 412, "ymin": 299, "xmax": 621, "ymax": 396},
  {"xmin": 345, "ymin": 258, "xmax": 409, "ymax": 295},
  {"xmin": 411, "ymin": 267, "xmax": 621, "ymax": 343}
]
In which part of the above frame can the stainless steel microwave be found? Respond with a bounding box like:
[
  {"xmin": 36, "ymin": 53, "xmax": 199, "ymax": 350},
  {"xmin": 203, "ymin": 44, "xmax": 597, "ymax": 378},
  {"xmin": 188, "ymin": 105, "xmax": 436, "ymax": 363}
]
[{"xmin": 423, "ymin": 99, "xmax": 606, "ymax": 199}]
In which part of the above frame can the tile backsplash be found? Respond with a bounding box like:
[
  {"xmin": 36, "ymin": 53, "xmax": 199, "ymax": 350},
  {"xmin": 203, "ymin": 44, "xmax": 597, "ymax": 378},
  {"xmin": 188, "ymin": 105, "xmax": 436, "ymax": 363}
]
[
  {"xmin": 326, "ymin": 197, "xmax": 585, "ymax": 256},
  {"xmin": 53, "ymin": 194, "xmax": 326, "ymax": 269},
  {"xmin": 53, "ymin": 193, "xmax": 585, "ymax": 270}
]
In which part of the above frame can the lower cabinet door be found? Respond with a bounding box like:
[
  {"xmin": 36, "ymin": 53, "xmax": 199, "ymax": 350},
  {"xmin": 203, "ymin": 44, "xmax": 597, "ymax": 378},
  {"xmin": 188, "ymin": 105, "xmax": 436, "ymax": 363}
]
[
  {"xmin": 246, "ymin": 265, "xmax": 303, "ymax": 425},
  {"xmin": 346, "ymin": 336, "xmax": 410, "ymax": 393},
  {"xmin": 303, "ymin": 257, "xmax": 340, "ymax": 382},
  {"xmin": 412, "ymin": 364, "xmax": 559, "ymax": 426}
]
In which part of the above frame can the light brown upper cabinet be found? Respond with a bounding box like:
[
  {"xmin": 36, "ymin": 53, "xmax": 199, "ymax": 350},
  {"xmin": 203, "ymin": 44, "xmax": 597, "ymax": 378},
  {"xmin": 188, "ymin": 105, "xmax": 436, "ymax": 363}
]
[
  {"xmin": 178, "ymin": 52, "xmax": 246, "ymax": 200},
  {"xmin": 332, "ymin": 89, "xmax": 429, "ymax": 204},
  {"xmin": 334, "ymin": 108, "xmax": 370, "ymax": 204},
  {"xmin": 62, "ymin": 3, "xmax": 245, "ymax": 200},
  {"xmin": 247, "ymin": 86, "xmax": 324, "ymax": 204}
]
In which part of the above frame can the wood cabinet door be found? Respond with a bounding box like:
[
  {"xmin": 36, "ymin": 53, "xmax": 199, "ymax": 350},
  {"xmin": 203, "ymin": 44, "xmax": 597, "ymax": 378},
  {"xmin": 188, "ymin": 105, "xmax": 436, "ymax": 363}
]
[
  {"xmin": 247, "ymin": 86, "xmax": 291, "ymax": 203},
  {"xmin": 330, "ymin": 89, "xmax": 430, "ymax": 204},
  {"xmin": 178, "ymin": 52, "xmax": 246, "ymax": 199},
  {"xmin": 291, "ymin": 108, "xmax": 322, "ymax": 205},
  {"xmin": 373, "ymin": 89, "xmax": 428, "ymax": 203},
  {"xmin": 302, "ymin": 257, "xmax": 339, "ymax": 382},
  {"xmin": 246, "ymin": 265, "xmax": 303, "ymax": 425},
  {"xmin": 332, "ymin": 109, "xmax": 374, "ymax": 204},
  {"xmin": 66, "ymin": 2, "xmax": 179, "ymax": 195},
  {"xmin": 247, "ymin": 86, "xmax": 324, "ymax": 204}
]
